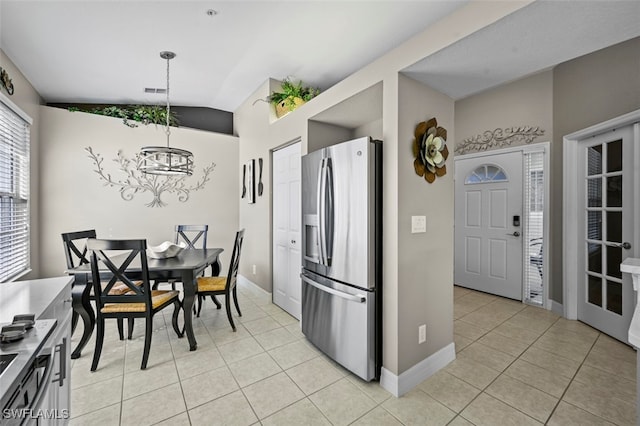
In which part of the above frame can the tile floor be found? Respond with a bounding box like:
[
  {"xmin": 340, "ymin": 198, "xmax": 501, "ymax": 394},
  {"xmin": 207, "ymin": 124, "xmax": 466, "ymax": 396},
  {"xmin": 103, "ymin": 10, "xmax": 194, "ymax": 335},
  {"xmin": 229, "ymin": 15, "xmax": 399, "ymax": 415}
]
[{"xmin": 69, "ymin": 284, "xmax": 637, "ymax": 425}]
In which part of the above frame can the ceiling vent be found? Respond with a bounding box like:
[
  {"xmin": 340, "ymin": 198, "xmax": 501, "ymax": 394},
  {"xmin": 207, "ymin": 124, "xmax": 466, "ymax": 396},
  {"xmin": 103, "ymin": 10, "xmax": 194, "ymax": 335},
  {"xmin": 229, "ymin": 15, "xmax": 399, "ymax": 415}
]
[{"xmin": 144, "ymin": 88, "xmax": 167, "ymax": 94}]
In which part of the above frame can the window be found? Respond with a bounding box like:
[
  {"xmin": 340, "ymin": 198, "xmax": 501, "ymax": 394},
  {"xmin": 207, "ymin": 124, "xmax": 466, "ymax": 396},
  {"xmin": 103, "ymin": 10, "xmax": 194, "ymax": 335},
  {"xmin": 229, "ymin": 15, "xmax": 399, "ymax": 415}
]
[
  {"xmin": 529, "ymin": 170, "xmax": 544, "ymax": 212},
  {"xmin": 0, "ymin": 97, "xmax": 31, "ymax": 282},
  {"xmin": 464, "ymin": 164, "xmax": 508, "ymax": 184}
]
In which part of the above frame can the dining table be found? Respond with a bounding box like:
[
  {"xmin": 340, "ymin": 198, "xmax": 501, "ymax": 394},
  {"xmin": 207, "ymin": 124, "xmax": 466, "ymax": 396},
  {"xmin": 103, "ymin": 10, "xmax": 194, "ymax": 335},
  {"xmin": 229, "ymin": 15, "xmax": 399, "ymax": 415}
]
[{"xmin": 67, "ymin": 248, "xmax": 223, "ymax": 359}]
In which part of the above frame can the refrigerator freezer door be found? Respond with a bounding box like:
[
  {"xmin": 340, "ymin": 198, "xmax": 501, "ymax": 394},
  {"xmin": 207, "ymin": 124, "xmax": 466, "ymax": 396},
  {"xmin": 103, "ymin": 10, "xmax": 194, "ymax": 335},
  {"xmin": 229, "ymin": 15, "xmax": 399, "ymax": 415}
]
[{"xmin": 301, "ymin": 271, "xmax": 376, "ymax": 381}]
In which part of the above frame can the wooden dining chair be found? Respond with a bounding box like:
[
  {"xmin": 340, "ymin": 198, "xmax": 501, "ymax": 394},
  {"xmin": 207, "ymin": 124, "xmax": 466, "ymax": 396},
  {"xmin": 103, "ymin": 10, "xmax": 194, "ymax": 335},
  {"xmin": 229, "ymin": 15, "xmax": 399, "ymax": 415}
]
[
  {"xmin": 62, "ymin": 230, "xmax": 133, "ymax": 339},
  {"xmin": 153, "ymin": 224, "xmax": 218, "ymax": 295},
  {"xmin": 195, "ymin": 229, "xmax": 245, "ymax": 331},
  {"xmin": 87, "ymin": 238, "xmax": 183, "ymax": 370},
  {"xmin": 62, "ymin": 230, "xmax": 96, "ymax": 333}
]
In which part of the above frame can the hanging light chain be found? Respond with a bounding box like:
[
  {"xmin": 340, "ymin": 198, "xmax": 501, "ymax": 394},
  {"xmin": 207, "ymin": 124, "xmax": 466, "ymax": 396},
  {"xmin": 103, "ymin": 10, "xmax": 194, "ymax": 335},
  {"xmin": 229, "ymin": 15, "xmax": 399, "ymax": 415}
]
[{"xmin": 165, "ymin": 53, "xmax": 171, "ymax": 145}]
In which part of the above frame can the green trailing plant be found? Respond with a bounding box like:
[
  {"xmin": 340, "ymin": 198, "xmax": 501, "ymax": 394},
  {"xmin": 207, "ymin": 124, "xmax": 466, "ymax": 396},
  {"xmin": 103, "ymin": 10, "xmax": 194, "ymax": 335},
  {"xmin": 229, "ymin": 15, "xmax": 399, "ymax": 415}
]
[
  {"xmin": 68, "ymin": 105, "xmax": 179, "ymax": 128},
  {"xmin": 267, "ymin": 77, "xmax": 320, "ymax": 111}
]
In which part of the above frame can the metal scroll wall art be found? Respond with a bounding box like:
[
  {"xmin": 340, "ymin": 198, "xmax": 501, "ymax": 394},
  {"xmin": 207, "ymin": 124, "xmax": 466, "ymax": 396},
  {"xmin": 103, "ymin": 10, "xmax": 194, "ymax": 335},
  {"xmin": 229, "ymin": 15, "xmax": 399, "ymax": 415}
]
[
  {"xmin": 413, "ymin": 117, "xmax": 449, "ymax": 183},
  {"xmin": 455, "ymin": 126, "xmax": 545, "ymax": 155},
  {"xmin": 0, "ymin": 67, "xmax": 14, "ymax": 95},
  {"xmin": 85, "ymin": 147, "xmax": 215, "ymax": 208}
]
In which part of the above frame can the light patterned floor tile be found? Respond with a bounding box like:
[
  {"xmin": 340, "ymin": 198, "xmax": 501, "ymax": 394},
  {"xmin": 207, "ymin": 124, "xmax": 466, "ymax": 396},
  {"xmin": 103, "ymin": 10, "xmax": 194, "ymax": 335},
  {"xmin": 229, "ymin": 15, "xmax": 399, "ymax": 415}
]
[
  {"xmin": 217, "ymin": 336, "xmax": 265, "ymax": 364},
  {"xmin": 261, "ymin": 398, "xmax": 331, "ymax": 426},
  {"xmin": 477, "ymin": 331, "xmax": 530, "ymax": 357},
  {"xmin": 228, "ymin": 352, "xmax": 283, "ymax": 387},
  {"xmin": 174, "ymin": 346, "xmax": 226, "ymax": 380},
  {"xmin": 418, "ymin": 370, "xmax": 481, "ymax": 413},
  {"xmin": 519, "ymin": 346, "xmax": 581, "ymax": 379},
  {"xmin": 286, "ymin": 357, "xmax": 344, "ymax": 395},
  {"xmin": 310, "ymin": 378, "xmax": 377, "ymax": 426},
  {"xmin": 457, "ymin": 342, "xmax": 516, "ymax": 372},
  {"xmin": 120, "ymin": 383, "xmax": 186, "ymax": 426},
  {"xmin": 444, "ymin": 357, "xmax": 501, "ymax": 389},
  {"xmin": 268, "ymin": 339, "xmax": 319, "ymax": 370},
  {"xmin": 71, "ymin": 376, "xmax": 123, "ymax": 418},
  {"xmin": 345, "ymin": 374, "xmax": 393, "ymax": 404},
  {"xmin": 242, "ymin": 316, "xmax": 282, "ymax": 335},
  {"xmin": 382, "ymin": 388, "xmax": 456, "ymax": 426},
  {"xmin": 350, "ymin": 407, "xmax": 403, "ymax": 425},
  {"xmin": 180, "ymin": 366, "xmax": 239, "ymax": 409},
  {"xmin": 242, "ymin": 372, "xmax": 305, "ymax": 419},
  {"xmin": 122, "ymin": 360, "xmax": 179, "ymax": 400},
  {"xmin": 503, "ymin": 359, "xmax": 571, "ymax": 398},
  {"xmin": 254, "ymin": 326, "xmax": 298, "ymax": 351},
  {"xmin": 563, "ymin": 378, "xmax": 636, "ymax": 425},
  {"xmin": 188, "ymin": 390, "xmax": 258, "ymax": 426},
  {"xmin": 69, "ymin": 403, "xmax": 120, "ymax": 426},
  {"xmin": 547, "ymin": 401, "xmax": 616, "ymax": 426},
  {"xmin": 485, "ymin": 375, "xmax": 558, "ymax": 423},
  {"xmin": 461, "ymin": 393, "xmax": 542, "ymax": 426}
]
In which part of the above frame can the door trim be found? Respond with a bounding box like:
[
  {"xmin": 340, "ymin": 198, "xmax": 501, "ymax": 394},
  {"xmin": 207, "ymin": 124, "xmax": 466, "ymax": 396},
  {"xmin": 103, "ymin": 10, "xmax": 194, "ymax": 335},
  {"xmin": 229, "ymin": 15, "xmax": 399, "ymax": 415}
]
[
  {"xmin": 563, "ymin": 109, "xmax": 640, "ymax": 320},
  {"xmin": 454, "ymin": 142, "xmax": 550, "ymax": 308}
]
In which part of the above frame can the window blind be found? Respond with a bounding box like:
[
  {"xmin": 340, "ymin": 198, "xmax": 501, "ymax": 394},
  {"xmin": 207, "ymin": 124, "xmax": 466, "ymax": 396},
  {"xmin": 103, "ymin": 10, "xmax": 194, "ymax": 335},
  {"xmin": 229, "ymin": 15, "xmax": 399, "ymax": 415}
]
[
  {"xmin": 523, "ymin": 151, "xmax": 544, "ymax": 305},
  {"xmin": 0, "ymin": 98, "xmax": 30, "ymax": 282}
]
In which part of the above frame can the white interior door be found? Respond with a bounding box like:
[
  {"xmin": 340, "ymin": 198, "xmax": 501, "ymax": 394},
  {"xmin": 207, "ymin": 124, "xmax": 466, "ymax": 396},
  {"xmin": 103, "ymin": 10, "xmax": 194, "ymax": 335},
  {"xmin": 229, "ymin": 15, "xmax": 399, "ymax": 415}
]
[
  {"xmin": 578, "ymin": 125, "xmax": 635, "ymax": 343},
  {"xmin": 454, "ymin": 151, "xmax": 523, "ymax": 300},
  {"xmin": 272, "ymin": 141, "xmax": 302, "ymax": 319}
]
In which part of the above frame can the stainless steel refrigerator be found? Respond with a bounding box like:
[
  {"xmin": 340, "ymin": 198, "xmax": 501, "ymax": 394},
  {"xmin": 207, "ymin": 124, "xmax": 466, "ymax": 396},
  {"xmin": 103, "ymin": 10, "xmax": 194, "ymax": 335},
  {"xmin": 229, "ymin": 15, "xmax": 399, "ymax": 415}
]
[{"xmin": 300, "ymin": 136, "xmax": 382, "ymax": 381}]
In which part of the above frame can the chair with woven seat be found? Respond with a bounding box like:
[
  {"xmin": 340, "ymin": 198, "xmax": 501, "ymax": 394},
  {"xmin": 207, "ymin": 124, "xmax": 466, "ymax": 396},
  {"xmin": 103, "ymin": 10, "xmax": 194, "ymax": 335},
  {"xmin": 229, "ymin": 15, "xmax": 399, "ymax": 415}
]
[
  {"xmin": 62, "ymin": 229, "xmax": 133, "ymax": 339},
  {"xmin": 87, "ymin": 238, "xmax": 183, "ymax": 371},
  {"xmin": 195, "ymin": 229, "xmax": 245, "ymax": 331}
]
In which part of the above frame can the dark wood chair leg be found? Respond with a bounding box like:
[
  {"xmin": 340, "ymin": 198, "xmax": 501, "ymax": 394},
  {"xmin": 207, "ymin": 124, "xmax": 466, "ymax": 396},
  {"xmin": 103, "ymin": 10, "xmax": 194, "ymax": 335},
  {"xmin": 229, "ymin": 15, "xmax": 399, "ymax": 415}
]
[
  {"xmin": 171, "ymin": 300, "xmax": 183, "ymax": 338},
  {"xmin": 211, "ymin": 295, "xmax": 222, "ymax": 309},
  {"xmin": 197, "ymin": 295, "xmax": 204, "ymax": 318},
  {"xmin": 117, "ymin": 318, "xmax": 124, "ymax": 340},
  {"xmin": 91, "ymin": 317, "xmax": 105, "ymax": 372},
  {"xmin": 127, "ymin": 319, "xmax": 135, "ymax": 339},
  {"xmin": 71, "ymin": 310, "xmax": 79, "ymax": 334},
  {"xmin": 225, "ymin": 292, "xmax": 236, "ymax": 331},
  {"xmin": 232, "ymin": 288, "xmax": 242, "ymax": 317},
  {"xmin": 141, "ymin": 315, "xmax": 153, "ymax": 370}
]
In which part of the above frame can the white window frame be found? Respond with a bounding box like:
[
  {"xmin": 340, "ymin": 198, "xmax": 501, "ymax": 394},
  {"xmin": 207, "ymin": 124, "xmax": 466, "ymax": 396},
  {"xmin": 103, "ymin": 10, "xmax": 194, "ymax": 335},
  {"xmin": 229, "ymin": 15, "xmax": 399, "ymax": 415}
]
[{"xmin": 0, "ymin": 92, "xmax": 32, "ymax": 282}]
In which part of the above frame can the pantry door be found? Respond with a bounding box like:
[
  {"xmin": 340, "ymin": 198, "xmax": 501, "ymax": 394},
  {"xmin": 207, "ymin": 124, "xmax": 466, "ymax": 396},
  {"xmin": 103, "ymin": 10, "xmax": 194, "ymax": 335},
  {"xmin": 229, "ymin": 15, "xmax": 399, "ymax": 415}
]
[{"xmin": 272, "ymin": 141, "xmax": 302, "ymax": 319}]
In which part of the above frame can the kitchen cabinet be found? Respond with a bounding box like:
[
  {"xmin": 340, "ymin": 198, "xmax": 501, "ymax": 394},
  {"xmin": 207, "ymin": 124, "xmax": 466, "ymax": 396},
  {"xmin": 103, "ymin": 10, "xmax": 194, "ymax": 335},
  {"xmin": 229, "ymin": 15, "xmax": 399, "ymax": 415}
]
[{"xmin": 0, "ymin": 276, "xmax": 73, "ymax": 424}]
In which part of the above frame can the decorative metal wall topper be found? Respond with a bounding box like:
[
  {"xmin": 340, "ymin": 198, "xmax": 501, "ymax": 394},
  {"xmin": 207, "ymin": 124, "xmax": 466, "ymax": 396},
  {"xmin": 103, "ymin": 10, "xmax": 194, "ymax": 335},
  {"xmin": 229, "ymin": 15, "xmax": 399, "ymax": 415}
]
[
  {"xmin": 455, "ymin": 126, "xmax": 545, "ymax": 155},
  {"xmin": 85, "ymin": 147, "xmax": 215, "ymax": 207},
  {"xmin": 0, "ymin": 67, "xmax": 14, "ymax": 95}
]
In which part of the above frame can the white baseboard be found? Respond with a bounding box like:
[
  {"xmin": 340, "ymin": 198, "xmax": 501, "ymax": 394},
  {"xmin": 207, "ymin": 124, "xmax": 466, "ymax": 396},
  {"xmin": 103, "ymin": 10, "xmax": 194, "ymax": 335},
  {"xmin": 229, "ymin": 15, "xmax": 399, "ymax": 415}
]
[
  {"xmin": 550, "ymin": 300, "xmax": 564, "ymax": 316},
  {"xmin": 238, "ymin": 275, "xmax": 272, "ymax": 296},
  {"xmin": 379, "ymin": 343, "xmax": 456, "ymax": 397}
]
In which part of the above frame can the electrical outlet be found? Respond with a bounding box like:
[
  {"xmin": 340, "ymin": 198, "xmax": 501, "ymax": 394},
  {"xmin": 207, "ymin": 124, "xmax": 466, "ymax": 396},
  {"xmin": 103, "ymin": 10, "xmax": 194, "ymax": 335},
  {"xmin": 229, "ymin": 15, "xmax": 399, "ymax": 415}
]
[
  {"xmin": 252, "ymin": 264, "xmax": 257, "ymax": 275},
  {"xmin": 418, "ymin": 324, "xmax": 426, "ymax": 344}
]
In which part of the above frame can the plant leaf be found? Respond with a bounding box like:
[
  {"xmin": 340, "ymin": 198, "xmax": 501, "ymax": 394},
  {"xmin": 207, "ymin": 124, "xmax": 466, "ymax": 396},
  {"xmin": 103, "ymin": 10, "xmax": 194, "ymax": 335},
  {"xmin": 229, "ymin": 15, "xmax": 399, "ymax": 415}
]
[{"xmin": 414, "ymin": 158, "xmax": 425, "ymax": 176}]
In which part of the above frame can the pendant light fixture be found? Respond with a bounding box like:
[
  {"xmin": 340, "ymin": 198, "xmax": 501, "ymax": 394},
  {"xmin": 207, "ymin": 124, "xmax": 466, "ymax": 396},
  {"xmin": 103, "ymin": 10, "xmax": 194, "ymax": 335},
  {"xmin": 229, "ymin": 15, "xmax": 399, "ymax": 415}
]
[{"xmin": 139, "ymin": 51, "xmax": 194, "ymax": 176}]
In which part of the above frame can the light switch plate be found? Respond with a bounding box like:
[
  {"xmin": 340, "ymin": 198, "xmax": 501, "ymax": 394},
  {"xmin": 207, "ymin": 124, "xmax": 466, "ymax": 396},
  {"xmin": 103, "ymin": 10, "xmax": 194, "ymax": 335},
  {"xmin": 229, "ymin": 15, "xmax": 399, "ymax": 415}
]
[{"xmin": 411, "ymin": 216, "xmax": 427, "ymax": 233}]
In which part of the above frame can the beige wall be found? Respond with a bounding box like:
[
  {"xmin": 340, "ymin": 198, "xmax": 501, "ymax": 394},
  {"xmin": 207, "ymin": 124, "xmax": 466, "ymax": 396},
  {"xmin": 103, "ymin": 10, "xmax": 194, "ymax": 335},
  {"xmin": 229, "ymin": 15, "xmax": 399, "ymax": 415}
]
[
  {"xmin": 397, "ymin": 74, "xmax": 455, "ymax": 372},
  {"xmin": 552, "ymin": 36, "xmax": 640, "ymax": 303},
  {"xmin": 455, "ymin": 70, "xmax": 553, "ymax": 149},
  {"xmin": 0, "ymin": 50, "xmax": 43, "ymax": 278},
  {"xmin": 39, "ymin": 106, "xmax": 239, "ymax": 277}
]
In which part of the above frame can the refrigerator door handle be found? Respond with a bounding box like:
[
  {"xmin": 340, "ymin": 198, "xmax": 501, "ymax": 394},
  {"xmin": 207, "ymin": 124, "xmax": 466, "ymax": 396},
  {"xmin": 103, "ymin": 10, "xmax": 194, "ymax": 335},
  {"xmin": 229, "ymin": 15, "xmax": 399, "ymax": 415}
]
[
  {"xmin": 325, "ymin": 157, "xmax": 334, "ymax": 266},
  {"xmin": 318, "ymin": 157, "xmax": 327, "ymax": 266},
  {"xmin": 301, "ymin": 274, "xmax": 366, "ymax": 303}
]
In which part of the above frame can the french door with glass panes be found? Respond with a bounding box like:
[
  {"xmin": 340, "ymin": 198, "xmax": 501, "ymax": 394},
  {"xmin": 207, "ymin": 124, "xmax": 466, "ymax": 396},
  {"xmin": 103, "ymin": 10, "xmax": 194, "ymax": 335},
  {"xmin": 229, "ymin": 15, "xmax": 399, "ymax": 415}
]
[{"xmin": 578, "ymin": 125, "xmax": 634, "ymax": 343}]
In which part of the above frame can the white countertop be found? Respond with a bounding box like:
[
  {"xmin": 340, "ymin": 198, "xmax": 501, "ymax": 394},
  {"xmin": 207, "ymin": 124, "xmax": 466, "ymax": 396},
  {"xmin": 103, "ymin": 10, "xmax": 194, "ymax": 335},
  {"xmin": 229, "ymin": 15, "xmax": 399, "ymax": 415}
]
[
  {"xmin": 0, "ymin": 276, "xmax": 74, "ymax": 323},
  {"xmin": 621, "ymin": 258, "xmax": 640, "ymax": 348}
]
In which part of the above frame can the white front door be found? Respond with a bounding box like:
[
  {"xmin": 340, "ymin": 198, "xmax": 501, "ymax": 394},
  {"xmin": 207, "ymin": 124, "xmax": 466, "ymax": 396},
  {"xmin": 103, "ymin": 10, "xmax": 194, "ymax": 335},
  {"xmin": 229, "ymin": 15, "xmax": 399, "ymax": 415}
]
[
  {"xmin": 454, "ymin": 151, "xmax": 523, "ymax": 300},
  {"xmin": 578, "ymin": 125, "xmax": 635, "ymax": 343},
  {"xmin": 272, "ymin": 141, "xmax": 302, "ymax": 319}
]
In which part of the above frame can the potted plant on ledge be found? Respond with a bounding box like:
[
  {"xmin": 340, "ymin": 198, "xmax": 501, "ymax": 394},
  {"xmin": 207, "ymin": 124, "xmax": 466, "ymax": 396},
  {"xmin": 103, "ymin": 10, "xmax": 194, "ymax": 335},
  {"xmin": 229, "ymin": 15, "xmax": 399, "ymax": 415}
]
[{"xmin": 269, "ymin": 77, "xmax": 320, "ymax": 118}]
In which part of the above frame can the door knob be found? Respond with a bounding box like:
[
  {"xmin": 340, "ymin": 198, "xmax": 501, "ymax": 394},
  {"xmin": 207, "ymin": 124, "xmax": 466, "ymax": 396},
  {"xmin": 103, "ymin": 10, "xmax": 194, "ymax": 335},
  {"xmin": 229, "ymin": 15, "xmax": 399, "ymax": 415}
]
[
  {"xmin": 613, "ymin": 241, "xmax": 631, "ymax": 250},
  {"xmin": 506, "ymin": 231, "xmax": 521, "ymax": 237},
  {"xmin": 291, "ymin": 239, "xmax": 296, "ymax": 244}
]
